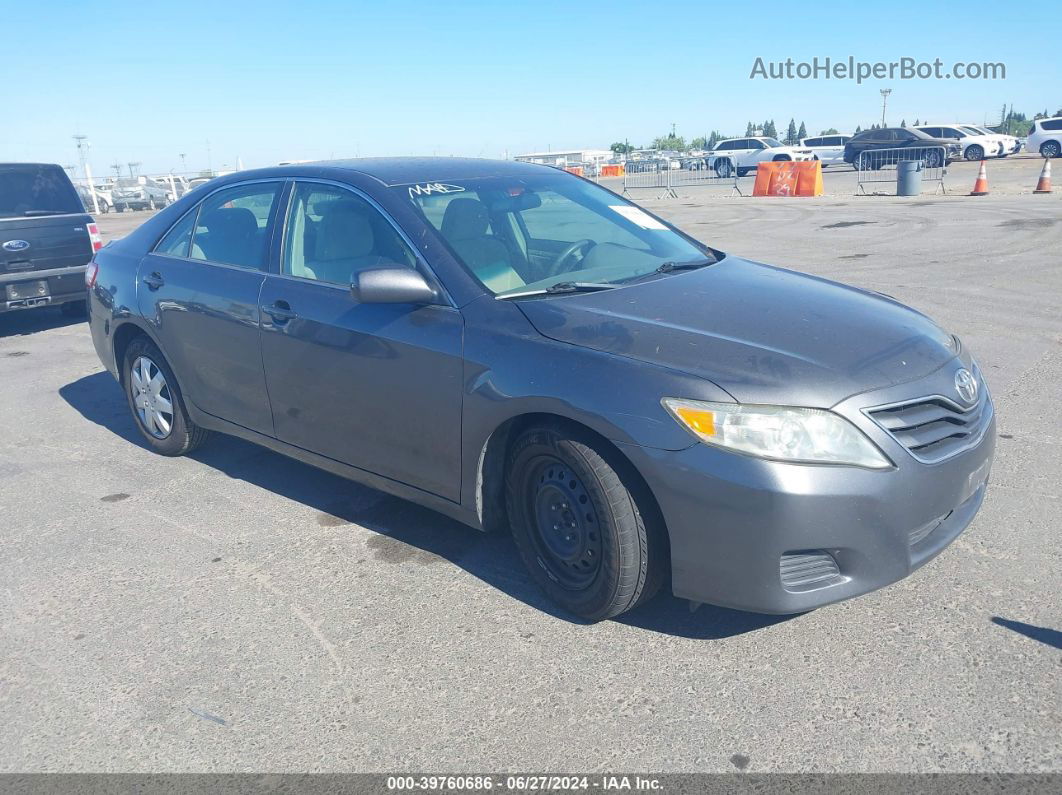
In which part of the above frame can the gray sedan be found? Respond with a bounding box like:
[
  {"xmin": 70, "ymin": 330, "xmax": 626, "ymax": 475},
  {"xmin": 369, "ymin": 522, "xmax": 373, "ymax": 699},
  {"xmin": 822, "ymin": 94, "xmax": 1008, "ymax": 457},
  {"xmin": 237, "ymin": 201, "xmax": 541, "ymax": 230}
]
[{"xmin": 86, "ymin": 158, "xmax": 995, "ymax": 620}]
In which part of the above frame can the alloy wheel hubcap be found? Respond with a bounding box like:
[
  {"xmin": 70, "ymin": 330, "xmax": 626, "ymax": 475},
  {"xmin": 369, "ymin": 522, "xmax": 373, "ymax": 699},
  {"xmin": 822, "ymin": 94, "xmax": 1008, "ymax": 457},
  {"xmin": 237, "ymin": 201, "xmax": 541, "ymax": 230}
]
[
  {"xmin": 130, "ymin": 356, "xmax": 174, "ymax": 439},
  {"xmin": 529, "ymin": 457, "xmax": 601, "ymax": 589}
]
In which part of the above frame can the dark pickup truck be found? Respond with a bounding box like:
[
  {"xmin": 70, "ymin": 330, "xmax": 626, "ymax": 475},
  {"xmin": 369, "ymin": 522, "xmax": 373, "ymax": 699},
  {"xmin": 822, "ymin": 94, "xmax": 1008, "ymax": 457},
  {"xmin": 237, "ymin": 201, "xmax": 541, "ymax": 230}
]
[{"xmin": 1, "ymin": 162, "xmax": 101, "ymax": 315}]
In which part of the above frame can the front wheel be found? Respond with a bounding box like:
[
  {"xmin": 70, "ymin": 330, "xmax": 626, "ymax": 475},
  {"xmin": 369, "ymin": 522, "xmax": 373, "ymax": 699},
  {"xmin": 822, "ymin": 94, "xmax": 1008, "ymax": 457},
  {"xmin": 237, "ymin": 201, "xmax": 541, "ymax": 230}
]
[
  {"xmin": 123, "ymin": 337, "xmax": 210, "ymax": 456},
  {"xmin": 965, "ymin": 145, "xmax": 984, "ymax": 161},
  {"xmin": 505, "ymin": 425, "xmax": 664, "ymax": 621},
  {"xmin": 1041, "ymin": 141, "xmax": 1061, "ymax": 158},
  {"xmin": 924, "ymin": 150, "xmax": 944, "ymax": 168}
]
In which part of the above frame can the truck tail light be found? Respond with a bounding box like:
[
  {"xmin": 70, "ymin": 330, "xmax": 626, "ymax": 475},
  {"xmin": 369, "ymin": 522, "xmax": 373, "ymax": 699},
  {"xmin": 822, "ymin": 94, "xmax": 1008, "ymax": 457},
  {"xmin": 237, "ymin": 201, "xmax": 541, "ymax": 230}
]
[
  {"xmin": 86, "ymin": 223, "xmax": 103, "ymax": 252},
  {"xmin": 85, "ymin": 260, "xmax": 99, "ymax": 288}
]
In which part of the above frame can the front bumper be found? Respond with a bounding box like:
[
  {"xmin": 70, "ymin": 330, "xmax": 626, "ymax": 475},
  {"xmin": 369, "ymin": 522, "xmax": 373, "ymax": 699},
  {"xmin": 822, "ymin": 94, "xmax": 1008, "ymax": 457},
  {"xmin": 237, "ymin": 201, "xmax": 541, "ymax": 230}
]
[{"xmin": 622, "ymin": 360, "xmax": 996, "ymax": 614}]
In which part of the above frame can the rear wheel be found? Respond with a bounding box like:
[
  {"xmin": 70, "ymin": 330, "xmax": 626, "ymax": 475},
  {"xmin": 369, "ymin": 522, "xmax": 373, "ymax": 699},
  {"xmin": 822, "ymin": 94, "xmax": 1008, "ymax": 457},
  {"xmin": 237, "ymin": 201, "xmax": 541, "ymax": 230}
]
[
  {"xmin": 1041, "ymin": 141, "xmax": 1061, "ymax": 158},
  {"xmin": 123, "ymin": 337, "xmax": 209, "ymax": 456},
  {"xmin": 713, "ymin": 159, "xmax": 733, "ymax": 178},
  {"xmin": 505, "ymin": 424, "xmax": 663, "ymax": 621},
  {"xmin": 925, "ymin": 149, "xmax": 944, "ymax": 168}
]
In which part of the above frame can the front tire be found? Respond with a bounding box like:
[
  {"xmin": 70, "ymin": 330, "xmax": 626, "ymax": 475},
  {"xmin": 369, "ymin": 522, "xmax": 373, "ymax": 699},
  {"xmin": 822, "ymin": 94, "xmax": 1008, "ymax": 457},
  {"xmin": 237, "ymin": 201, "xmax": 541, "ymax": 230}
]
[
  {"xmin": 123, "ymin": 337, "xmax": 209, "ymax": 456},
  {"xmin": 505, "ymin": 425, "xmax": 663, "ymax": 621},
  {"xmin": 965, "ymin": 144, "xmax": 984, "ymax": 161}
]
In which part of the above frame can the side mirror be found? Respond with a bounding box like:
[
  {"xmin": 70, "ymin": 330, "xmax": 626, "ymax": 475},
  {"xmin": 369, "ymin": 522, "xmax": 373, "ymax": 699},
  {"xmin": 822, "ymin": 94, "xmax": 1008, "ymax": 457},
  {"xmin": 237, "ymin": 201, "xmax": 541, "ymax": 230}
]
[{"xmin": 351, "ymin": 267, "xmax": 438, "ymax": 305}]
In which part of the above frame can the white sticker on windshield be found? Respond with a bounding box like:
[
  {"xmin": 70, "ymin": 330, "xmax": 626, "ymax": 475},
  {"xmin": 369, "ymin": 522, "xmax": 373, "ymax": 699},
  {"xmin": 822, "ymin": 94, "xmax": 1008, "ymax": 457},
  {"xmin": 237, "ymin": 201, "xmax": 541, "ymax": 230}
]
[
  {"xmin": 609, "ymin": 205, "xmax": 667, "ymax": 230},
  {"xmin": 408, "ymin": 183, "xmax": 466, "ymax": 198}
]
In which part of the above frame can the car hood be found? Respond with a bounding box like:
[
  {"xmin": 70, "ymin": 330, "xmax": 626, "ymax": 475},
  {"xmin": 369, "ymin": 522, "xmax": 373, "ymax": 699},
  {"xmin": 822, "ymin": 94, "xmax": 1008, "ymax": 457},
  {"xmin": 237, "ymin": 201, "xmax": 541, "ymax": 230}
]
[{"xmin": 515, "ymin": 257, "xmax": 957, "ymax": 407}]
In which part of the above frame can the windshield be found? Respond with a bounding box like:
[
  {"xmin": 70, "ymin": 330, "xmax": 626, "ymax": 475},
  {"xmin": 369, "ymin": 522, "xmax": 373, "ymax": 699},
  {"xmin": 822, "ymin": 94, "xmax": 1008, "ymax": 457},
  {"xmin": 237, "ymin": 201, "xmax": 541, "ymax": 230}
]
[
  {"xmin": 398, "ymin": 174, "xmax": 713, "ymax": 296},
  {"xmin": 0, "ymin": 164, "xmax": 83, "ymax": 217},
  {"xmin": 962, "ymin": 126, "xmax": 988, "ymax": 136},
  {"xmin": 762, "ymin": 138, "xmax": 784, "ymax": 148}
]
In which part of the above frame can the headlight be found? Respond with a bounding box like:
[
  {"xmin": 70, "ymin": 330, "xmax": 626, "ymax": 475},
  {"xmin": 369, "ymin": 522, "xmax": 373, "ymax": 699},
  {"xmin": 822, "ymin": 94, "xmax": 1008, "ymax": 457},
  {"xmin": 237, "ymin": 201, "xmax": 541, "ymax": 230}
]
[{"xmin": 662, "ymin": 398, "xmax": 891, "ymax": 469}]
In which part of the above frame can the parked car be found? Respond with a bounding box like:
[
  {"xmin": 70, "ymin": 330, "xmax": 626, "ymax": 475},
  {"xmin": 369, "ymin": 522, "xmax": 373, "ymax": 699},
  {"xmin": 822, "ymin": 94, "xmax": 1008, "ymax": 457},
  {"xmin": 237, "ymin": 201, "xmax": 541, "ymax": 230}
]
[
  {"xmin": 87, "ymin": 158, "xmax": 995, "ymax": 621},
  {"xmin": 916, "ymin": 125, "xmax": 1006, "ymax": 161},
  {"xmin": 705, "ymin": 137, "xmax": 814, "ymax": 177},
  {"xmin": 1, "ymin": 162, "xmax": 101, "ymax": 315},
  {"xmin": 76, "ymin": 184, "xmax": 114, "ymax": 214},
  {"xmin": 1026, "ymin": 117, "xmax": 1062, "ymax": 158},
  {"xmin": 799, "ymin": 134, "xmax": 852, "ymax": 167},
  {"xmin": 959, "ymin": 125, "xmax": 1021, "ymax": 157},
  {"xmin": 844, "ymin": 128, "xmax": 961, "ymax": 168},
  {"xmin": 151, "ymin": 174, "xmax": 192, "ymax": 200},
  {"xmin": 112, "ymin": 177, "xmax": 171, "ymax": 212}
]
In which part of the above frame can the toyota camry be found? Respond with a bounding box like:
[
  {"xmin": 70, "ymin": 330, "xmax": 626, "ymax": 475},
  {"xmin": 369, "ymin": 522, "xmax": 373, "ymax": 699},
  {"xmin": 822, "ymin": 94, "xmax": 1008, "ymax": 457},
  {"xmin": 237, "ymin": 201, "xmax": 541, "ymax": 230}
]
[{"xmin": 86, "ymin": 158, "xmax": 995, "ymax": 620}]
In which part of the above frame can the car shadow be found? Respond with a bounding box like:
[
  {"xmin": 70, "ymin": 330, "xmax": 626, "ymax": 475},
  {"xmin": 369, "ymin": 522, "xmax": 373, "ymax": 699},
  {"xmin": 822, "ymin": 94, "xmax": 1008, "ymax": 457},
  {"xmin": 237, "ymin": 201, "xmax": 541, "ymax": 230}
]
[
  {"xmin": 991, "ymin": 617, "xmax": 1062, "ymax": 650},
  {"xmin": 0, "ymin": 306, "xmax": 85, "ymax": 338},
  {"xmin": 60, "ymin": 371, "xmax": 793, "ymax": 639}
]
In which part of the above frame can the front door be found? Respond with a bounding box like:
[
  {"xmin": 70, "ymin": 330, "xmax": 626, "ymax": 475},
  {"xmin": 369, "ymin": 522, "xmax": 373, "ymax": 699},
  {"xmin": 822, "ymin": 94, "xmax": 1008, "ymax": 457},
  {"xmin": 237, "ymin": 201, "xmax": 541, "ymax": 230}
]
[
  {"xmin": 258, "ymin": 180, "xmax": 463, "ymax": 501},
  {"xmin": 138, "ymin": 180, "xmax": 284, "ymax": 436}
]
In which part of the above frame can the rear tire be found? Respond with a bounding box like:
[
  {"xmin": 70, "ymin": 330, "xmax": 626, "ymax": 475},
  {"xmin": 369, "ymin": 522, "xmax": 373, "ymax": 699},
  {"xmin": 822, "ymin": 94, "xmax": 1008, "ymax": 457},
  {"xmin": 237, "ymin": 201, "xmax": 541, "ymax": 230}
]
[
  {"xmin": 1041, "ymin": 141, "xmax": 1061, "ymax": 158},
  {"xmin": 505, "ymin": 424, "xmax": 664, "ymax": 621},
  {"xmin": 122, "ymin": 337, "xmax": 209, "ymax": 456}
]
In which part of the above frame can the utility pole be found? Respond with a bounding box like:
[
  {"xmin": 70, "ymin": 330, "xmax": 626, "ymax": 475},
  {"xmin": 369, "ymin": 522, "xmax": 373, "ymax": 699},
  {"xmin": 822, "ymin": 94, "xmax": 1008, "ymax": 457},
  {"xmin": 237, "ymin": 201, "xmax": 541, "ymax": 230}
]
[
  {"xmin": 73, "ymin": 134, "xmax": 99, "ymax": 214},
  {"xmin": 880, "ymin": 88, "xmax": 892, "ymax": 128},
  {"xmin": 179, "ymin": 153, "xmax": 187, "ymax": 173},
  {"xmin": 110, "ymin": 162, "xmax": 123, "ymax": 179},
  {"xmin": 127, "ymin": 161, "xmax": 141, "ymax": 178}
]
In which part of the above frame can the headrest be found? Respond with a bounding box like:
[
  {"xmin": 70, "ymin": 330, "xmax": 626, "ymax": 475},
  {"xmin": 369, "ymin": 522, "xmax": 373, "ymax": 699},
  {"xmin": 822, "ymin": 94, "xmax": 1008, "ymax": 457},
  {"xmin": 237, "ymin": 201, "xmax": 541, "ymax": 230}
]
[
  {"xmin": 441, "ymin": 198, "xmax": 490, "ymax": 242},
  {"xmin": 315, "ymin": 200, "xmax": 374, "ymax": 261},
  {"xmin": 202, "ymin": 207, "xmax": 257, "ymax": 239}
]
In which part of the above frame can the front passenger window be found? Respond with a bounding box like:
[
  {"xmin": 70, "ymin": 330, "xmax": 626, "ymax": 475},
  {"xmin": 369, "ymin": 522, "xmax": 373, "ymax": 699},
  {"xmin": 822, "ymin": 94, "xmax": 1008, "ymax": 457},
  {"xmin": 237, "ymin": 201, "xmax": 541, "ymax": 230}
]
[{"xmin": 282, "ymin": 183, "xmax": 416, "ymax": 285}]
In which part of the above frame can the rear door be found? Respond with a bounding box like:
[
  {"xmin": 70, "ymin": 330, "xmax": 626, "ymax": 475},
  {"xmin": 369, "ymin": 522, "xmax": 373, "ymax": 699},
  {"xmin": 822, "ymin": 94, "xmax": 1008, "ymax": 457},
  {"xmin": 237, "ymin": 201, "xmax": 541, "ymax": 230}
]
[
  {"xmin": 1, "ymin": 164, "xmax": 94, "ymax": 306},
  {"xmin": 138, "ymin": 180, "xmax": 283, "ymax": 436}
]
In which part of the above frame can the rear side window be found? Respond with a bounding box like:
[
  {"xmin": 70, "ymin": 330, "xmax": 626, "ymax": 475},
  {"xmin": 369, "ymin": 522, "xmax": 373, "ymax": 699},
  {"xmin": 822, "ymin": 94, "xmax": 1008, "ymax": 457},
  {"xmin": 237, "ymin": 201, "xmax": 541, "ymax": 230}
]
[
  {"xmin": 803, "ymin": 137, "xmax": 822, "ymax": 147},
  {"xmin": 188, "ymin": 182, "xmax": 282, "ymax": 269},
  {"xmin": 0, "ymin": 164, "xmax": 83, "ymax": 218},
  {"xmin": 155, "ymin": 208, "xmax": 198, "ymax": 258},
  {"xmin": 1043, "ymin": 118, "xmax": 1062, "ymax": 131}
]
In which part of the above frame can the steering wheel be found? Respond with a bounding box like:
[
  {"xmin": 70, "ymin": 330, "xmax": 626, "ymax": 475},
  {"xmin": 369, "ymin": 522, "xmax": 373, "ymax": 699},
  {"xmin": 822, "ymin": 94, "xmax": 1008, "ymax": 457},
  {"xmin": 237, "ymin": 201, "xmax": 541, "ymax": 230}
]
[{"xmin": 548, "ymin": 239, "xmax": 595, "ymax": 277}]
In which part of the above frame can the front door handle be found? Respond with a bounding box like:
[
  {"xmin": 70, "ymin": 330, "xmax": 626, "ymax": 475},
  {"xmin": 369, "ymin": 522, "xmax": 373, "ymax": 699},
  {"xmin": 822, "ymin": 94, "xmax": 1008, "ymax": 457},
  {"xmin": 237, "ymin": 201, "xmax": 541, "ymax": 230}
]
[
  {"xmin": 261, "ymin": 301, "xmax": 297, "ymax": 323},
  {"xmin": 142, "ymin": 271, "xmax": 164, "ymax": 290}
]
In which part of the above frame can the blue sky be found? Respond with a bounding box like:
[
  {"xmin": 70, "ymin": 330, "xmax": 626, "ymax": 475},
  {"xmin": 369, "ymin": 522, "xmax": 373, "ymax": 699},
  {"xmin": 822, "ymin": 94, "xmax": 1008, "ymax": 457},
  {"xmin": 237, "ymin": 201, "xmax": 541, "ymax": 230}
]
[{"xmin": 3, "ymin": 0, "xmax": 1055, "ymax": 175}]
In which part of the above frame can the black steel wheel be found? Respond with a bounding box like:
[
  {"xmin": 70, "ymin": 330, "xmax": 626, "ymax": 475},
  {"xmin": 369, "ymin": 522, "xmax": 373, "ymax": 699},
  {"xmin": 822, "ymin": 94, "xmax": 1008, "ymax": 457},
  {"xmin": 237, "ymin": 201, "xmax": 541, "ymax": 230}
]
[{"xmin": 505, "ymin": 424, "xmax": 664, "ymax": 620}]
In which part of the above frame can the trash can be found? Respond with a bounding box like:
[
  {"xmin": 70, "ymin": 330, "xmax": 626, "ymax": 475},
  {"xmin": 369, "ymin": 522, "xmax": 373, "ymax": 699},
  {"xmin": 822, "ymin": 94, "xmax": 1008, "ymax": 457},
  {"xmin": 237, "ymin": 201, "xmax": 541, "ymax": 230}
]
[{"xmin": 896, "ymin": 159, "xmax": 923, "ymax": 196}]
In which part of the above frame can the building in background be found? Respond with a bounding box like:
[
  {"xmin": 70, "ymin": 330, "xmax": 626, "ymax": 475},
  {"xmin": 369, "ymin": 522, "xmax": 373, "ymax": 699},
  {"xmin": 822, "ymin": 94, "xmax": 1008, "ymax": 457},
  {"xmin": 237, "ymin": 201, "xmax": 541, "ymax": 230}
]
[{"xmin": 514, "ymin": 149, "xmax": 613, "ymax": 168}]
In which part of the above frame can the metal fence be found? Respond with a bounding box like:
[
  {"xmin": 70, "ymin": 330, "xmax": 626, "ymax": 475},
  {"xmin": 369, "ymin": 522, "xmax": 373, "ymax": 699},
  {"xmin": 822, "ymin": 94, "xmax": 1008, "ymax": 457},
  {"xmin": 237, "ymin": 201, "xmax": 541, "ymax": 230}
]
[
  {"xmin": 621, "ymin": 157, "xmax": 741, "ymax": 198},
  {"xmin": 854, "ymin": 146, "xmax": 948, "ymax": 195}
]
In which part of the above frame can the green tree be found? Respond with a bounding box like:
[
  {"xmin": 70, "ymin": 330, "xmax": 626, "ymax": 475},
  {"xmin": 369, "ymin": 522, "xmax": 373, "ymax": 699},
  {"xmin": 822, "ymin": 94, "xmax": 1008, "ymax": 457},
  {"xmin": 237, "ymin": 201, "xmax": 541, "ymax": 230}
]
[
  {"xmin": 784, "ymin": 118, "xmax": 798, "ymax": 145},
  {"xmin": 610, "ymin": 141, "xmax": 632, "ymax": 155},
  {"xmin": 763, "ymin": 119, "xmax": 777, "ymax": 138},
  {"xmin": 819, "ymin": 127, "xmax": 839, "ymax": 135},
  {"xmin": 652, "ymin": 133, "xmax": 687, "ymax": 152},
  {"xmin": 900, "ymin": 119, "xmax": 906, "ymax": 127},
  {"xmin": 854, "ymin": 125, "xmax": 862, "ymax": 134},
  {"xmin": 797, "ymin": 121, "xmax": 807, "ymax": 141},
  {"xmin": 690, "ymin": 136, "xmax": 707, "ymax": 150},
  {"xmin": 745, "ymin": 121, "xmax": 754, "ymax": 136}
]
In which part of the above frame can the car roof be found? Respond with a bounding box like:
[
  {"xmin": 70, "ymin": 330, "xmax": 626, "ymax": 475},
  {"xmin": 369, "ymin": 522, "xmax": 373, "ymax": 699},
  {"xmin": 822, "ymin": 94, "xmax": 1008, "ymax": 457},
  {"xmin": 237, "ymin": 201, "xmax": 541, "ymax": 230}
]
[{"xmin": 220, "ymin": 157, "xmax": 552, "ymax": 187}]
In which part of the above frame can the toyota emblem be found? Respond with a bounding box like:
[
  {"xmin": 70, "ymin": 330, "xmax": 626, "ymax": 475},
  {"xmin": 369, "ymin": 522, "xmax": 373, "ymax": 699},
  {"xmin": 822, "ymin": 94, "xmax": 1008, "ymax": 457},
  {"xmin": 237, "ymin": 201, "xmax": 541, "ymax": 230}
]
[{"xmin": 954, "ymin": 368, "xmax": 978, "ymax": 404}]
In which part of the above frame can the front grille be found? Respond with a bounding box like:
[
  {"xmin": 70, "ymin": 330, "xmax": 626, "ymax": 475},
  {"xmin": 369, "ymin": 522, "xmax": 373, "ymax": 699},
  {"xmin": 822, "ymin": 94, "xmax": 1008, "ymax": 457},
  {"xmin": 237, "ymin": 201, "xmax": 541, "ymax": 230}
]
[
  {"xmin": 865, "ymin": 391, "xmax": 992, "ymax": 464},
  {"xmin": 780, "ymin": 551, "xmax": 841, "ymax": 589}
]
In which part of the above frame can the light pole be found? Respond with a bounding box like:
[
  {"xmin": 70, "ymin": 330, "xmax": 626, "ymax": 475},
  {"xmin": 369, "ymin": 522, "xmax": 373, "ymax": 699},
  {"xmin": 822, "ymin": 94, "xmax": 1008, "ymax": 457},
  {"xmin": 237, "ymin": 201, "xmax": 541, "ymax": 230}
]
[
  {"xmin": 880, "ymin": 88, "xmax": 892, "ymax": 128},
  {"xmin": 73, "ymin": 134, "xmax": 99, "ymax": 214}
]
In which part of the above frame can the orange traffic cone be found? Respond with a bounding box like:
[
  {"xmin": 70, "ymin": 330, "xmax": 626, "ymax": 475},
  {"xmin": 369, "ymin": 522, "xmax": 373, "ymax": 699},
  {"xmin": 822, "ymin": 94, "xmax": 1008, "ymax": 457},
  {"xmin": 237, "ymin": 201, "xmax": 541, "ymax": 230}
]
[
  {"xmin": 1034, "ymin": 159, "xmax": 1053, "ymax": 194},
  {"xmin": 969, "ymin": 160, "xmax": 989, "ymax": 196}
]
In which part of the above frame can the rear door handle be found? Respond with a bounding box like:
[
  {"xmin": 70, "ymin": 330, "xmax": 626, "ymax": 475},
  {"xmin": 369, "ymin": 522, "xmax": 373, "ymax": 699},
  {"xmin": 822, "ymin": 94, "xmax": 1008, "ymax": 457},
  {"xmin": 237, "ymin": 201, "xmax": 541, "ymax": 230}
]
[
  {"xmin": 142, "ymin": 272, "xmax": 164, "ymax": 290},
  {"xmin": 261, "ymin": 301, "xmax": 297, "ymax": 323}
]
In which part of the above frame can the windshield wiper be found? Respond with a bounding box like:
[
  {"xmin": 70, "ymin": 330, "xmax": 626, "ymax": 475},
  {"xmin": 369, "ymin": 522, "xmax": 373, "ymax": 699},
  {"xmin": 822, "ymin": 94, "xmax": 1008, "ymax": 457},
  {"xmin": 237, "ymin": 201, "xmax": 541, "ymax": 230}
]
[
  {"xmin": 620, "ymin": 258, "xmax": 715, "ymax": 284},
  {"xmin": 496, "ymin": 281, "xmax": 616, "ymax": 300}
]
